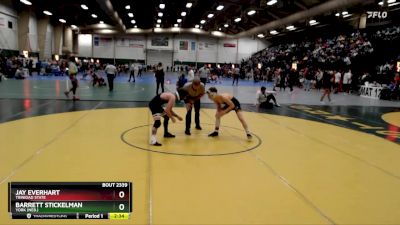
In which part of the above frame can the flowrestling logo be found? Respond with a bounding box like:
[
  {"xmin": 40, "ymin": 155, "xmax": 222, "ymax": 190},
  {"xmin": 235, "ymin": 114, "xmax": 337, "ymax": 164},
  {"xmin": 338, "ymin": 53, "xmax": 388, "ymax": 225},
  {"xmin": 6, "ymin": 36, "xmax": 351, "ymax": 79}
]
[{"xmin": 367, "ymin": 11, "xmax": 388, "ymax": 19}]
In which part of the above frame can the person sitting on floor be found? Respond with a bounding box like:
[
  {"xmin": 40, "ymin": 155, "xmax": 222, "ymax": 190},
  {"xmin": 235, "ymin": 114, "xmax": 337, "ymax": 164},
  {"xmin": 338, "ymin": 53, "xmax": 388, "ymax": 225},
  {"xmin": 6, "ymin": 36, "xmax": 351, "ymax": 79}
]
[
  {"xmin": 14, "ymin": 65, "xmax": 25, "ymax": 80},
  {"xmin": 92, "ymin": 72, "xmax": 106, "ymax": 87},
  {"xmin": 176, "ymin": 73, "xmax": 188, "ymax": 89},
  {"xmin": 256, "ymin": 86, "xmax": 280, "ymax": 111}
]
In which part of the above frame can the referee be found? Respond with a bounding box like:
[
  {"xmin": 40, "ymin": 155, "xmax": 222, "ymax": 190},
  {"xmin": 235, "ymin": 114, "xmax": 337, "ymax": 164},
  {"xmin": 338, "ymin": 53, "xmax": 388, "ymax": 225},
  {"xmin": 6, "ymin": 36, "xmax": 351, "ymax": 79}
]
[
  {"xmin": 181, "ymin": 78, "xmax": 205, "ymax": 135},
  {"xmin": 105, "ymin": 63, "xmax": 118, "ymax": 92}
]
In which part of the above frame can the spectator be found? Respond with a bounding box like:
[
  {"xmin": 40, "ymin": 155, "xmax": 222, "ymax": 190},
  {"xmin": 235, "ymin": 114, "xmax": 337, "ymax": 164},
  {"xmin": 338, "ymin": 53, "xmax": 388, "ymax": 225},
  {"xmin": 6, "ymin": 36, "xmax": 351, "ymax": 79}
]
[
  {"xmin": 343, "ymin": 69, "xmax": 352, "ymax": 93},
  {"xmin": 64, "ymin": 56, "xmax": 79, "ymax": 100},
  {"xmin": 198, "ymin": 64, "xmax": 210, "ymax": 86},
  {"xmin": 155, "ymin": 62, "xmax": 165, "ymax": 94},
  {"xmin": 257, "ymin": 86, "xmax": 280, "ymax": 111},
  {"xmin": 176, "ymin": 73, "xmax": 187, "ymax": 89},
  {"xmin": 187, "ymin": 65, "xmax": 195, "ymax": 82},
  {"xmin": 232, "ymin": 65, "xmax": 240, "ymax": 86},
  {"xmin": 334, "ymin": 70, "xmax": 342, "ymax": 93},
  {"xmin": 128, "ymin": 63, "xmax": 135, "ymax": 83},
  {"xmin": 320, "ymin": 71, "xmax": 333, "ymax": 103}
]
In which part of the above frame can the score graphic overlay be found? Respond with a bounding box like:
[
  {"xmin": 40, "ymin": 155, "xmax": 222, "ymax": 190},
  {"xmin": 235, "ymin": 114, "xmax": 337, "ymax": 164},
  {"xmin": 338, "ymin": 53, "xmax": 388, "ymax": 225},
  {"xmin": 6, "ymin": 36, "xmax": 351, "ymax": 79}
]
[{"xmin": 8, "ymin": 182, "xmax": 132, "ymax": 220}]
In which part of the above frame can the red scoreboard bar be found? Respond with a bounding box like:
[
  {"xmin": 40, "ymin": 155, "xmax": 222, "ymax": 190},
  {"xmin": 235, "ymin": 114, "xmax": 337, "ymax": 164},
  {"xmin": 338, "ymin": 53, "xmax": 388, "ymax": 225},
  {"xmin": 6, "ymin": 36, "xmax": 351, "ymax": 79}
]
[{"xmin": 8, "ymin": 182, "xmax": 132, "ymax": 220}]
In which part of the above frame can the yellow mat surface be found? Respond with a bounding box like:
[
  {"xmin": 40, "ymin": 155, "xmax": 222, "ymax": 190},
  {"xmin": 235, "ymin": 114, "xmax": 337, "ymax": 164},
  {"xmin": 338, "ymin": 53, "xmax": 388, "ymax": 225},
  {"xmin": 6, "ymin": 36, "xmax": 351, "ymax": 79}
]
[
  {"xmin": 1, "ymin": 108, "xmax": 400, "ymax": 225},
  {"xmin": 382, "ymin": 111, "xmax": 400, "ymax": 127}
]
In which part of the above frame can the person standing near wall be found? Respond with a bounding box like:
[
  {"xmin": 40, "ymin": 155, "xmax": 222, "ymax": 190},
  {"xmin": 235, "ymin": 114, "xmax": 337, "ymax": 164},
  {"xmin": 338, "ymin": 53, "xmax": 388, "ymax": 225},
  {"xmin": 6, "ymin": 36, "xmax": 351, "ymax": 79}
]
[
  {"xmin": 138, "ymin": 64, "xmax": 142, "ymax": 77},
  {"xmin": 198, "ymin": 64, "xmax": 210, "ymax": 86},
  {"xmin": 155, "ymin": 62, "xmax": 165, "ymax": 94},
  {"xmin": 128, "ymin": 62, "xmax": 135, "ymax": 83},
  {"xmin": 320, "ymin": 70, "xmax": 333, "ymax": 103},
  {"xmin": 232, "ymin": 65, "xmax": 240, "ymax": 86},
  {"xmin": 64, "ymin": 56, "xmax": 79, "ymax": 101},
  {"xmin": 0, "ymin": 57, "xmax": 6, "ymax": 82},
  {"xmin": 28, "ymin": 59, "xmax": 33, "ymax": 76},
  {"xmin": 343, "ymin": 69, "xmax": 352, "ymax": 94},
  {"xmin": 134, "ymin": 64, "xmax": 139, "ymax": 80},
  {"xmin": 334, "ymin": 70, "xmax": 342, "ymax": 94},
  {"xmin": 187, "ymin": 65, "xmax": 195, "ymax": 82},
  {"xmin": 105, "ymin": 63, "xmax": 118, "ymax": 92}
]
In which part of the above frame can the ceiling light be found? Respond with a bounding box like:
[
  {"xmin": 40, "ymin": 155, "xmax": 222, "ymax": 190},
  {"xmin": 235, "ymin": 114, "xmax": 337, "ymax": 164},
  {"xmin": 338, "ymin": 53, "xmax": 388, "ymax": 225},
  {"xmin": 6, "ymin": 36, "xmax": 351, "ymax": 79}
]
[
  {"xmin": 216, "ymin": 5, "xmax": 224, "ymax": 10},
  {"xmin": 100, "ymin": 21, "xmax": 104, "ymax": 24},
  {"xmin": 125, "ymin": 5, "xmax": 130, "ymax": 10},
  {"xmin": 335, "ymin": 13, "xmax": 340, "ymax": 16},
  {"xmin": 131, "ymin": 20, "xmax": 136, "ymax": 24},
  {"xmin": 174, "ymin": 24, "xmax": 179, "ymax": 27},
  {"xmin": 195, "ymin": 24, "xmax": 200, "ymax": 28},
  {"xmin": 177, "ymin": 19, "xmax": 182, "ymax": 23},
  {"xmin": 101, "ymin": 29, "xmax": 116, "ymax": 34},
  {"xmin": 310, "ymin": 20, "xmax": 319, "ymax": 26},
  {"xmin": 200, "ymin": 20, "xmax": 206, "ymax": 24},
  {"xmin": 134, "ymin": 25, "xmax": 138, "ymax": 28},
  {"xmin": 224, "ymin": 24, "xmax": 229, "ymax": 28},
  {"xmin": 267, "ymin": 0, "xmax": 278, "ymax": 6},
  {"xmin": 172, "ymin": 27, "xmax": 180, "ymax": 32},
  {"xmin": 270, "ymin": 30, "xmax": 278, "ymax": 35},
  {"xmin": 388, "ymin": 0, "xmax": 396, "ymax": 3},
  {"xmin": 343, "ymin": 14, "xmax": 352, "ymax": 18},
  {"xmin": 286, "ymin": 25, "xmax": 295, "ymax": 30},
  {"xmin": 186, "ymin": 2, "xmax": 193, "ymax": 8},
  {"xmin": 71, "ymin": 25, "xmax": 78, "ymax": 29},
  {"xmin": 181, "ymin": 12, "xmax": 187, "ymax": 16},
  {"xmin": 159, "ymin": 3, "xmax": 165, "ymax": 9},
  {"xmin": 59, "ymin": 19, "xmax": 66, "ymax": 23},
  {"xmin": 234, "ymin": 17, "xmax": 241, "ymax": 22},
  {"xmin": 192, "ymin": 28, "xmax": 201, "ymax": 33},
  {"xmin": 208, "ymin": 13, "xmax": 214, "ymax": 18},
  {"xmin": 211, "ymin": 31, "xmax": 224, "ymax": 37},
  {"xmin": 156, "ymin": 24, "xmax": 160, "ymax": 28},
  {"xmin": 130, "ymin": 27, "xmax": 140, "ymax": 33},
  {"xmin": 91, "ymin": 14, "xmax": 97, "ymax": 18},
  {"xmin": 389, "ymin": 2, "xmax": 400, "ymax": 6},
  {"xmin": 128, "ymin": 13, "xmax": 134, "ymax": 18},
  {"xmin": 20, "ymin": 0, "xmax": 32, "ymax": 5},
  {"xmin": 43, "ymin": 10, "xmax": 52, "ymax": 16},
  {"xmin": 154, "ymin": 27, "xmax": 162, "ymax": 32},
  {"xmin": 342, "ymin": 11, "xmax": 348, "ymax": 15},
  {"xmin": 158, "ymin": 12, "xmax": 163, "ymax": 17},
  {"xmin": 247, "ymin": 10, "xmax": 256, "ymax": 15},
  {"xmin": 257, "ymin": 34, "xmax": 265, "ymax": 38},
  {"xmin": 157, "ymin": 19, "xmax": 161, "ymax": 23},
  {"xmin": 81, "ymin": 4, "xmax": 88, "ymax": 10}
]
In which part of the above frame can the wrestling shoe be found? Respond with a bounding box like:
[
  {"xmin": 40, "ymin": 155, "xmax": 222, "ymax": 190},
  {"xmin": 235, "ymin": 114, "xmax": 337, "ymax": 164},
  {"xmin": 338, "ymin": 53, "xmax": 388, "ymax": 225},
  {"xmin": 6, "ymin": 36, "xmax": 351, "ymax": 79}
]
[
  {"xmin": 164, "ymin": 133, "xmax": 176, "ymax": 138},
  {"xmin": 151, "ymin": 142, "xmax": 162, "ymax": 146},
  {"xmin": 247, "ymin": 133, "xmax": 253, "ymax": 140},
  {"xmin": 208, "ymin": 131, "xmax": 219, "ymax": 137}
]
